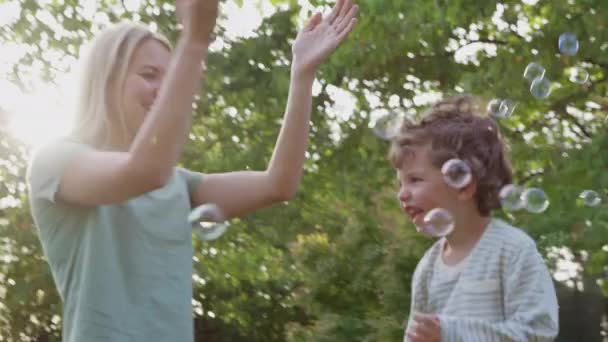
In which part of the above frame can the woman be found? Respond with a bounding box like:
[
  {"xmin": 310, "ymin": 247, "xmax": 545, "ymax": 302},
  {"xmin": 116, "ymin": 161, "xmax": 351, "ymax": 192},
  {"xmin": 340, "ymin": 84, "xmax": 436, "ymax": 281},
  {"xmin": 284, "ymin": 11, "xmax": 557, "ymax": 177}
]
[{"xmin": 27, "ymin": 0, "xmax": 358, "ymax": 340}]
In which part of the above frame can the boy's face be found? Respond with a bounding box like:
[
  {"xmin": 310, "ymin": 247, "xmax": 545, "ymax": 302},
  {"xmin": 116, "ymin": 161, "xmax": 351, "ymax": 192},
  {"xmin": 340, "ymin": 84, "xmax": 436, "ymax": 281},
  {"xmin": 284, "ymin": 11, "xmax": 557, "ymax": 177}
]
[{"xmin": 396, "ymin": 144, "xmax": 459, "ymax": 229}]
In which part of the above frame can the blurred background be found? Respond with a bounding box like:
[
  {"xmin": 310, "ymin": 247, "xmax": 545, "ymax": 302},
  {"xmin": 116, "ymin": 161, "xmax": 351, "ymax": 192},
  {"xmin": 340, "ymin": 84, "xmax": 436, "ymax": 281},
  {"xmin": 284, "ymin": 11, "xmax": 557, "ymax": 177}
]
[{"xmin": 0, "ymin": 0, "xmax": 607, "ymax": 340}]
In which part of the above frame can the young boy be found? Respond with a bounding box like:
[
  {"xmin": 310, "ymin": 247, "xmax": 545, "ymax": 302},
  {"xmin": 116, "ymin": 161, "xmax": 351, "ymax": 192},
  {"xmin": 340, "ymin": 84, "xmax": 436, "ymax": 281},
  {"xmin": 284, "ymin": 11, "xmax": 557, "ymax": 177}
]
[{"xmin": 390, "ymin": 95, "xmax": 559, "ymax": 342}]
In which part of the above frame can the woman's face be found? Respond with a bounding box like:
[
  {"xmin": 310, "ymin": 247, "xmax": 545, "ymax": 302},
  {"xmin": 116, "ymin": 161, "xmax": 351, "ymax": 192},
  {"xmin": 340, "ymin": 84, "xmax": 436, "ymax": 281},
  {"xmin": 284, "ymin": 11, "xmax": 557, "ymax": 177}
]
[{"xmin": 118, "ymin": 38, "xmax": 171, "ymax": 138}]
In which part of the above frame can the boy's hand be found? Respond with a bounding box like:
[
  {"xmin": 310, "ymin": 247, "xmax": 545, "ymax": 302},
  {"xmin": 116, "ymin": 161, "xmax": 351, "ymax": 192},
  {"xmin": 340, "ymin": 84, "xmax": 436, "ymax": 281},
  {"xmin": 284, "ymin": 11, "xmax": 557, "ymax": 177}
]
[{"xmin": 408, "ymin": 313, "xmax": 441, "ymax": 342}]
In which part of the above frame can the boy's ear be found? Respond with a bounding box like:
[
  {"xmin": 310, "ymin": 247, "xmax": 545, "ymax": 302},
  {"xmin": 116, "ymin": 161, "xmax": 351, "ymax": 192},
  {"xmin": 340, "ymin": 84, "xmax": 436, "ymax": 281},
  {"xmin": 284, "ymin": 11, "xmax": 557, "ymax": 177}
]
[{"xmin": 457, "ymin": 178, "xmax": 477, "ymax": 201}]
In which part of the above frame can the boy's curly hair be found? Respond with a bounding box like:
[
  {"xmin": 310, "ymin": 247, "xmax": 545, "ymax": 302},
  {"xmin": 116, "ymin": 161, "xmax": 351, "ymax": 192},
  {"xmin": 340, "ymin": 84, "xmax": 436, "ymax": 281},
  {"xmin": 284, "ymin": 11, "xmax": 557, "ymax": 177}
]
[{"xmin": 389, "ymin": 95, "xmax": 513, "ymax": 216}]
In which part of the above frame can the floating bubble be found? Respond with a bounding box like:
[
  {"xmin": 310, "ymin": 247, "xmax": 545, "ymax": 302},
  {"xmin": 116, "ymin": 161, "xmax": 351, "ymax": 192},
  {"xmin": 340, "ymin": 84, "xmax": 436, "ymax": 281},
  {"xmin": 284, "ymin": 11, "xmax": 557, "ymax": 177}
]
[
  {"xmin": 523, "ymin": 63, "xmax": 546, "ymax": 83},
  {"xmin": 568, "ymin": 67, "xmax": 589, "ymax": 84},
  {"xmin": 523, "ymin": 188, "xmax": 549, "ymax": 213},
  {"xmin": 487, "ymin": 99, "xmax": 509, "ymax": 118},
  {"xmin": 500, "ymin": 99, "xmax": 517, "ymax": 118},
  {"xmin": 487, "ymin": 98, "xmax": 517, "ymax": 119},
  {"xmin": 422, "ymin": 208, "xmax": 454, "ymax": 237},
  {"xmin": 371, "ymin": 112, "xmax": 402, "ymax": 140},
  {"xmin": 499, "ymin": 184, "xmax": 525, "ymax": 211},
  {"xmin": 530, "ymin": 77, "xmax": 552, "ymax": 99},
  {"xmin": 559, "ymin": 33, "xmax": 579, "ymax": 56},
  {"xmin": 579, "ymin": 190, "xmax": 602, "ymax": 207},
  {"xmin": 441, "ymin": 159, "xmax": 472, "ymax": 189},
  {"xmin": 188, "ymin": 203, "xmax": 230, "ymax": 241}
]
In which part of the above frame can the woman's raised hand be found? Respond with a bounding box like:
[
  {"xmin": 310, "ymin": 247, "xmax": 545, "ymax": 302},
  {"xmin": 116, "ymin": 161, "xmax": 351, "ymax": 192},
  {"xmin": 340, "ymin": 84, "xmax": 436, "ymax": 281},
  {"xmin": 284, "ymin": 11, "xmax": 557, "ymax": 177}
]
[
  {"xmin": 176, "ymin": 0, "xmax": 220, "ymax": 46},
  {"xmin": 291, "ymin": 0, "xmax": 359, "ymax": 76}
]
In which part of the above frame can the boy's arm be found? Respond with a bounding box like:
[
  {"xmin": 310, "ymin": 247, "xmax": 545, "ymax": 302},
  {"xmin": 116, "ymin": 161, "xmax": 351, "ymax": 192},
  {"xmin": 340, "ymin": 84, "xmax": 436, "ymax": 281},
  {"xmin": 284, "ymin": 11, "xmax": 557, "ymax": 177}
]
[
  {"xmin": 438, "ymin": 243, "xmax": 559, "ymax": 342},
  {"xmin": 404, "ymin": 251, "xmax": 433, "ymax": 342},
  {"xmin": 404, "ymin": 272, "xmax": 418, "ymax": 342}
]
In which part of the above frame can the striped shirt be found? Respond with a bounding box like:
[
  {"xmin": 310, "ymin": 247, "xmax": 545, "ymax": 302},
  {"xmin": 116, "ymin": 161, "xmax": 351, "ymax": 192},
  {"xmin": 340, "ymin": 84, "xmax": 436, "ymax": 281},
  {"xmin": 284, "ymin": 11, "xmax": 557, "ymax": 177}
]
[
  {"xmin": 426, "ymin": 245, "xmax": 470, "ymax": 315},
  {"xmin": 404, "ymin": 219, "xmax": 559, "ymax": 342}
]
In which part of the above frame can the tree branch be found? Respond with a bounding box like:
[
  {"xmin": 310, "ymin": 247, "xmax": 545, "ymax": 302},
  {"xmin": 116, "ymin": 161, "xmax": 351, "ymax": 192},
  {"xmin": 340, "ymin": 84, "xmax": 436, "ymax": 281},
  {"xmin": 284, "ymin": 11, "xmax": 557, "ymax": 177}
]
[
  {"xmin": 548, "ymin": 76, "xmax": 608, "ymax": 139},
  {"xmin": 583, "ymin": 58, "xmax": 608, "ymax": 70},
  {"xmin": 519, "ymin": 169, "xmax": 545, "ymax": 185},
  {"xmin": 459, "ymin": 38, "xmax": 508, "ymax": 50}
]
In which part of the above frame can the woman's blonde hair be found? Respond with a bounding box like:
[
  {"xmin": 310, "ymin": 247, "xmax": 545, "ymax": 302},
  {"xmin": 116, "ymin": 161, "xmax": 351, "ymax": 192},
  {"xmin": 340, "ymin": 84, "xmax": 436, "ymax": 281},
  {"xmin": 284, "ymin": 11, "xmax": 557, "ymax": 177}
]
[{"xmin": 69, "ymin": 22, "xmax": 171, "ymax": 149}]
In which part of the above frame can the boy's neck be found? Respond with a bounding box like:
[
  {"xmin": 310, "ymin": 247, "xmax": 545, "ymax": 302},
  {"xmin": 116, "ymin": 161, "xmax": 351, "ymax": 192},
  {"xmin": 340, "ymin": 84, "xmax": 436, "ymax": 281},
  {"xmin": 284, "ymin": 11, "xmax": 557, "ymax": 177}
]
[{"xmin": 443, "ymin": 214, "xmax": 491, "ymax": 257}]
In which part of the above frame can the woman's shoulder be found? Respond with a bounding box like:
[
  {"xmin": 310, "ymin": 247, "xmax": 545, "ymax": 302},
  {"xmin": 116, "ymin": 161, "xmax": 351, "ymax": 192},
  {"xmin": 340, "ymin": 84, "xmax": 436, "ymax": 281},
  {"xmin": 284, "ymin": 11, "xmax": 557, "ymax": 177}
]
[
  {"xmin": 27, "ymin": 138, "xmax": 93, "ymax": 180},
  {"xmin": 31, "ymin": 137, "xmax": 92, "ymax": 160}
]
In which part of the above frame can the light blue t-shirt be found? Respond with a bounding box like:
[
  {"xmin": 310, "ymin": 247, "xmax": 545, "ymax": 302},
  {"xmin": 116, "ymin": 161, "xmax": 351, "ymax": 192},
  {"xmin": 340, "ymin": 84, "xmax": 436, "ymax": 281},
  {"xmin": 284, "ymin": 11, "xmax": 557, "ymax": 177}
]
[{"xmin": 27, "ymin": 139, "xmax": 203, "ymax": 342}]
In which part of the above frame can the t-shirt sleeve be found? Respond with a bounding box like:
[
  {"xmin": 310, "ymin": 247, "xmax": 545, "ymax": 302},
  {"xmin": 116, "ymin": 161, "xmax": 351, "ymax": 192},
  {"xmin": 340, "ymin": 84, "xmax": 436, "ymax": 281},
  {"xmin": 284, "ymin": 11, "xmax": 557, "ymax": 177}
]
[
  {"xmin": 27, "ymin": 139, "xmax": 91, "ymax": 203},
  {"xmin": 176, "ymin": 167, "xmax": 204, "ymax": 201}
]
